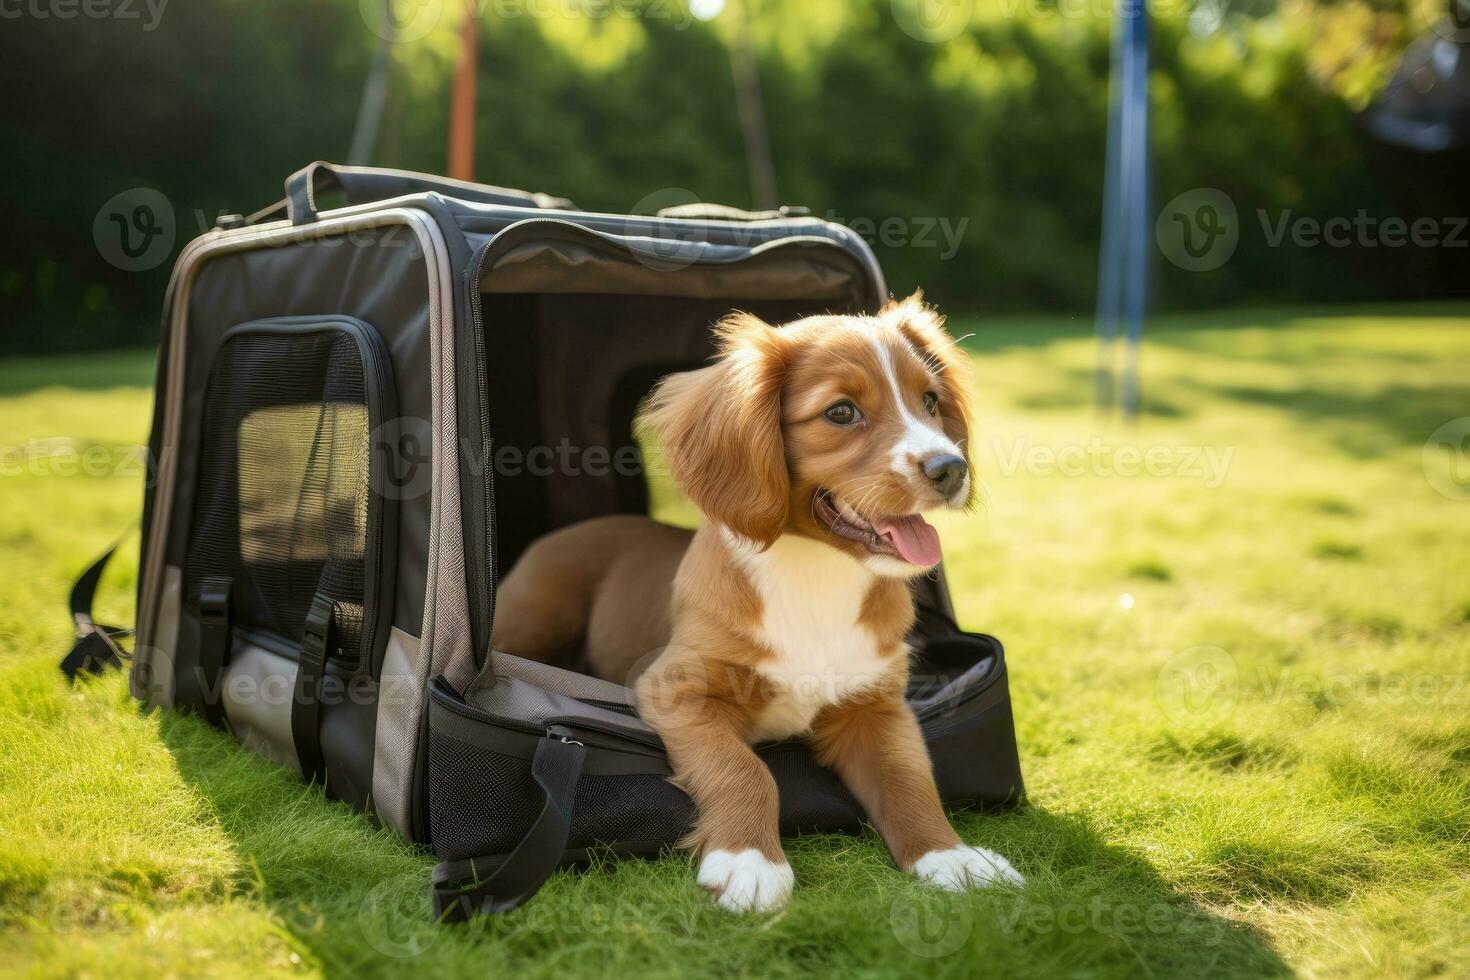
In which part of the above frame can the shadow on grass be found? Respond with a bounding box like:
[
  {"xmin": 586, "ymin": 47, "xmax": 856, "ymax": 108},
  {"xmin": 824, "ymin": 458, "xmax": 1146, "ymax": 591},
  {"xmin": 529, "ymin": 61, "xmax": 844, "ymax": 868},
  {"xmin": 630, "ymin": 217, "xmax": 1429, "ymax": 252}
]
[
  {"xmin": 933, "ymin": 805, "xmax": 1292, "ymax": 976},
  {"xmin": 154, "ymin": 710, "xmax": 442, "ymax": 974},
  {"xmin": 155, "ymin": 708, "xmax": 1292, "ymax": 977},
  {"xmin": 1206, "ymin": 382, "xmax": 1466, "ymax": 454}
]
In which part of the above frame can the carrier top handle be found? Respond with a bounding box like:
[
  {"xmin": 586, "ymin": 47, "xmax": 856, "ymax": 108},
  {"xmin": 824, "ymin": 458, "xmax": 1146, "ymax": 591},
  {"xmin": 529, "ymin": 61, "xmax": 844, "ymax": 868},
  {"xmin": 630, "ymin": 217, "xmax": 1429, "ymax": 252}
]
[{"xmin": 280, "ymin": 162, "xmax": 574, "ymax": 226}]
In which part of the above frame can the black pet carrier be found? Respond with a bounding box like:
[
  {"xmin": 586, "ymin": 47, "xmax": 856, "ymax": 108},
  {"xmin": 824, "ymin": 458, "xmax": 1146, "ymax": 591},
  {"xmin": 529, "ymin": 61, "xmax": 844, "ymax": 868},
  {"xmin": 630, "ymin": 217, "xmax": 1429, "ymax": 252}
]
[{"xmin": 65, "ymin": 162, "xmax": 1024, "ymax": 919}]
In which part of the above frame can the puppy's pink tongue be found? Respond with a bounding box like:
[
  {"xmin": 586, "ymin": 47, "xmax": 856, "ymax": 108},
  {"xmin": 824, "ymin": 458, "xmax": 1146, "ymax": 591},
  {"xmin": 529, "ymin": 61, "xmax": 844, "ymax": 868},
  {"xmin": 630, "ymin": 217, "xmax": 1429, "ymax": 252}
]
[{"xmin": 874, "ymin": 514, "xmax": 942, "ymax": 567}]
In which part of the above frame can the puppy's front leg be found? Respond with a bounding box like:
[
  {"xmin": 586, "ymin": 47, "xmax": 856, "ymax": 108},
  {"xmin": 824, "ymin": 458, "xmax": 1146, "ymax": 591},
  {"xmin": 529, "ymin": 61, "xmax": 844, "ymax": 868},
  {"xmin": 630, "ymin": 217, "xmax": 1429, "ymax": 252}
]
[
  {"xmin": 811, "ymin": 688, "xmax": 1024, "ymax": 891},
  {"xmin": 638, "ymin": 661, "xmax": 792, "ymax": 913}
]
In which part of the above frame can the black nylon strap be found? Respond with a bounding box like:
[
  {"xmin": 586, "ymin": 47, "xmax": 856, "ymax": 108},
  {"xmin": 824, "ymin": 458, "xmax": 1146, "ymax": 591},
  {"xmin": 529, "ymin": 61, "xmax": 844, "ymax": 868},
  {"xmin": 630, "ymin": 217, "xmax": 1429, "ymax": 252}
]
[
  {"xmin": 291, "ymin": 593, "xmax": 334, "ymax": 787},
  {"xmin": 194, "ymin": 577, "xmax": 232, "ymax": 727},
  {"xmin": 60, "ymin": 545, "xmax": 129, "ymax": 680},
  {"xmin": 431, "ymin": 734, "xmax": 586, "ymax": 921}
]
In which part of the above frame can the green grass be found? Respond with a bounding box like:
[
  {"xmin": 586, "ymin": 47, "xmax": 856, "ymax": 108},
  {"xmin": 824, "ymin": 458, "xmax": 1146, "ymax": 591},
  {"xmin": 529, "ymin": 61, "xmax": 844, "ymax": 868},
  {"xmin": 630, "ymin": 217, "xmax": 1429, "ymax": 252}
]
[{"xmin": 3, "ymin": 303, "xmax": 1470, "ymax": 978}]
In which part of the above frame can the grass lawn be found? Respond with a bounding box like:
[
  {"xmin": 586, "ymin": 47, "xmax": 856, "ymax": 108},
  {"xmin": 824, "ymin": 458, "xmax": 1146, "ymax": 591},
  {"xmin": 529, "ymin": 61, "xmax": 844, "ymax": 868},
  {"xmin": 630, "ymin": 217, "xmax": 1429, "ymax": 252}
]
[{"xmin": 2, "ymin": 303, "xmax": 1469, "ymax": 978}]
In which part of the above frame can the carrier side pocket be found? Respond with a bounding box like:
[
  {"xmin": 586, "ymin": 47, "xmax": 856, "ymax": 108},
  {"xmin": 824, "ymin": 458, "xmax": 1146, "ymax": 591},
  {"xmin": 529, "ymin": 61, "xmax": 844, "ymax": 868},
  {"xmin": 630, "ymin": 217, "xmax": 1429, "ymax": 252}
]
[
  {"xmin": 180, "ymin": 316, "xmax": 398, "ymax": 786},
  {"xmin": 425, "ymin": 676, "xmax": 695, "ymax": 918}
]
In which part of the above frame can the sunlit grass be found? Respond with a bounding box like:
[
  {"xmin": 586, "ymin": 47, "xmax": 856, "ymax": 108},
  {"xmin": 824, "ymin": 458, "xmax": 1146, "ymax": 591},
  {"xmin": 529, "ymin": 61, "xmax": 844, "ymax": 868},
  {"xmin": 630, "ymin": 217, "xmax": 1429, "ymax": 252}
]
[{"xmin": 2, "ymin": 303, "xmax": 1468, "ymax": 977}]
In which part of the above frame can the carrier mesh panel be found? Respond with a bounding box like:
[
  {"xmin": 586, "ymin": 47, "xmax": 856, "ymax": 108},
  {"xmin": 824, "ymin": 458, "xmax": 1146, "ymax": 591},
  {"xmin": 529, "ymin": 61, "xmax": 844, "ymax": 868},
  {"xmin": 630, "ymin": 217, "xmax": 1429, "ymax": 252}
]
[
  {"xmin": 428, "ymin": 734, "xmax": 541, "ymax": 858},
  {"xmin": 568, "ymin": 772, "xmax": 693, "ymax": 849},
  {"xmin": 184, "ymin": 331, "xmax": 371, "ymax": 666},
  {"xmin": 428, "ymin": 725, "xmax": 694, "ymax": 861},
  {"xmin": 763, "ymin": 747, "xmax": 866, "ymax": 834}
]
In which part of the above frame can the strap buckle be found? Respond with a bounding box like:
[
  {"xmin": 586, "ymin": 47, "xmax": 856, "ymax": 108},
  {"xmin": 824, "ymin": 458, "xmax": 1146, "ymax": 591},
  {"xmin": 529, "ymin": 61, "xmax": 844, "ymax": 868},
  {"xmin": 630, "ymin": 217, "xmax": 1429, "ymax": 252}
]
[
  {"xmin": 193, "ymin": 576, "xmax": 233, "ymax": 726},
  {"xmin": 198, "ymin": 577, "xmax": 231, "ymax": 621},
  {"xmin": 301, "ymin": 592, "xmax": 334, "ymax": 662}
]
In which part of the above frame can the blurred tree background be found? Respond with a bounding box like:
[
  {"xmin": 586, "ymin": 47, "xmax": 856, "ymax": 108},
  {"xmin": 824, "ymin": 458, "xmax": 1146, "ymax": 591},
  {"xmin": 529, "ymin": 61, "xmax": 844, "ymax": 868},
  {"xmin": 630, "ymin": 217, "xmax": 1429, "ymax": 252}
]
[{"xmin": 0, "ymin": 0, "xmax": 1448, "ymax": 352}]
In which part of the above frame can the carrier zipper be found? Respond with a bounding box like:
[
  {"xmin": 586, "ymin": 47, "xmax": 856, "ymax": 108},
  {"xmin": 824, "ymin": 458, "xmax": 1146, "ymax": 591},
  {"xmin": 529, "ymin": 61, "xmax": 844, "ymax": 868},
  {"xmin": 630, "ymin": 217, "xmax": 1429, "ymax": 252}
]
[
  {"xmin": 545, "ymin": 725, "xmax": 584, "ymax": 747},
  {"xmin": 545, "ymin": 717, "xmax": 664, "ymax": 752},
  {"xmin": 465, "ymin": 241, "xmax": 496, "ymax": 669},
  {"xmin": 430, "ymin": 676, "xmax": 546, "ymax": 737},
  {"xmin": 351, "ymin": 320, "xmax": 397, "ymax": 676},
  {"xmin": 430, "ymin": 677, "xmax": 666, "ymax": 752}
]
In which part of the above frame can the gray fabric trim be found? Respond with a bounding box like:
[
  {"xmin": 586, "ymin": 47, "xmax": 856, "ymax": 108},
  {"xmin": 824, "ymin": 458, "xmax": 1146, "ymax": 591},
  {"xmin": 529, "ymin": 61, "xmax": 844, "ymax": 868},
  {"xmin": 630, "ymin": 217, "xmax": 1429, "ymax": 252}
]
[
  {"xmin": 135, "ymin": 564, "xmax": 181, "ymax": 708},
  {"xmin": 488, "ymin": 650, "xmax": 635, "ymax": 706},
  {"xmin": 221, "ymin": 639, "xmax": 300, "ymax": 774},
  {"xmin": 368, "ymin": 204, "xmax": 467, "ymax": 842},
  {"xmin": 421, "ymin": 210, "xmax": 476, "ymax": 692},
  {"xmin": 371, "ymin": 625, "xmax": 422, "ymax": 837},
  {"xmin": 469, "ymin": 674, "xmax": 654, "ymax": 741}
]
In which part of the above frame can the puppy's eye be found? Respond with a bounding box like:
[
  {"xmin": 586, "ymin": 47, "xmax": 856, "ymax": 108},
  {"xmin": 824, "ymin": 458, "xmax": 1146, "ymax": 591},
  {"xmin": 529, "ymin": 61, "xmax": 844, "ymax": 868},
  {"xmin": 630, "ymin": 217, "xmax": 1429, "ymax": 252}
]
[
  {"xmin": 823, "ymin": 400, "xmax": 863, "ymax": 426},
  {"xmin": 923, "ymin": 391, "xmax": 939, "ymax": 416}
]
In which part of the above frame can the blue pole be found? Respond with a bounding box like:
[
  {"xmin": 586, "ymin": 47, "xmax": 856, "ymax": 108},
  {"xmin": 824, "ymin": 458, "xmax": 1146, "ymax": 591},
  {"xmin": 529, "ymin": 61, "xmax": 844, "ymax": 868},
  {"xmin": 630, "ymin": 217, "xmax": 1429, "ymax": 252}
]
[
  {"xmin": 1119, "ymin": 0, "xmax": 1150, "ymax": 420},
  {"xmin": 1095, "ymin": 0, "xmax": 1150, "ymax": 417},
  {"xmin": 1093, "ymin": 10, "xmax": 1124, "ymax": 412}
]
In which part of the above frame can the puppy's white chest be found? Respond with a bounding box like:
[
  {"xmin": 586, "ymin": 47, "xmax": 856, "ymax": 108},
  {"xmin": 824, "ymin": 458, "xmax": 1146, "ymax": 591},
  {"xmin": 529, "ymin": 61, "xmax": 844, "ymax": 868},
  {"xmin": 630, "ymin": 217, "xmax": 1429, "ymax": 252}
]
[{"xmin": 732, "ymin": 534, "xmax": 898, "ymax": 740}]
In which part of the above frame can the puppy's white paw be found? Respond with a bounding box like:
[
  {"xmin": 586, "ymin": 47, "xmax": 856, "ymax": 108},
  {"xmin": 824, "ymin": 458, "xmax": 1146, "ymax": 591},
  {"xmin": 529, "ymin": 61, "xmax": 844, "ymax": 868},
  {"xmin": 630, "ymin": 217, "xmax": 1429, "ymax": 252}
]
[
  {"xmin": 697, "ymin": 849, "xmax": 794, "ymax": 913},
  {"xmin": 912, "ymin": 845, "xmax": 1025, "ymax": 891}
]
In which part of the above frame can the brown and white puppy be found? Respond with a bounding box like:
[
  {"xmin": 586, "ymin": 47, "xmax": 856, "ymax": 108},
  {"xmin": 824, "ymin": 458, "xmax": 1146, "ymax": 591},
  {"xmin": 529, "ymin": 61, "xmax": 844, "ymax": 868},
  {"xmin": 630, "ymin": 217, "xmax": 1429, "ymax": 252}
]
[{"xmin": 492, "ymin": 293, "xmax": 1023, "ymax": 912}]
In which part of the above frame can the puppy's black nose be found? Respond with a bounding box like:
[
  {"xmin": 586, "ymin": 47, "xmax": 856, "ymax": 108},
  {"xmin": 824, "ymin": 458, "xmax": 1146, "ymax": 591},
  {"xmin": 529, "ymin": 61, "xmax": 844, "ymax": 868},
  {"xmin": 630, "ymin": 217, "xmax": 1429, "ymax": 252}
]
[{"xmin": 922, "ymin": 453, "xmax": 967, "ymax": 499}]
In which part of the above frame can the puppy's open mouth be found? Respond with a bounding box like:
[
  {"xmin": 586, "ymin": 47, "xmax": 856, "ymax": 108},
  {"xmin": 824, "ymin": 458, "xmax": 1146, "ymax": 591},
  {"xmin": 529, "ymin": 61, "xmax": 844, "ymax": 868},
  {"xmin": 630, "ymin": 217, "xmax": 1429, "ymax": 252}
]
[{"xmin": 813, "ymin": 489, "xmax": 942, "ymax": 567}]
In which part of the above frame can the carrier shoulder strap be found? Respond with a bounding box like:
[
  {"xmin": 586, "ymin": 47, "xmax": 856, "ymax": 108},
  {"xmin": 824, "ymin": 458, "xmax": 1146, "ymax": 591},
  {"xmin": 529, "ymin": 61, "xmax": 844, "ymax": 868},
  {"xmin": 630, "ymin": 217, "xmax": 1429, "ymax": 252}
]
[
  {"xmin": 430, "ymin": 733, "xmax": 586, "ymax": 921},
  {"xmin": 192, "ymin": 576, "xmax": 232, "ymax": 726},
  {"xmin": 61, "ymin": 545, "xmax": 131, "ymax": 680},
  {"xmin": 291, "ymin": 593, "xmax": 334, "ymax": 787}
]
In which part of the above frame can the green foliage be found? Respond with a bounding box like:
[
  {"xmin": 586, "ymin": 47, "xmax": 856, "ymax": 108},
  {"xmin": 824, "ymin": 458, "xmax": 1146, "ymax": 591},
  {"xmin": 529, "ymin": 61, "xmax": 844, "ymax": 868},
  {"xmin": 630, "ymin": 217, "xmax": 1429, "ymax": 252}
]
[{"xmin": 0, "ymin": 0, "xmax": 1437, "ymax": 352}]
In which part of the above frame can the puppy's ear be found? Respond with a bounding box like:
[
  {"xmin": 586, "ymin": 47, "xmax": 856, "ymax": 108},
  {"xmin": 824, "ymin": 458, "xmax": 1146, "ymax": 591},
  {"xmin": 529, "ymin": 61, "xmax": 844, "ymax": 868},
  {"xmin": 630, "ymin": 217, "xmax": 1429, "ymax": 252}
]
[
  {"xmin": 881, "ymin": 291, "xmax": 978, "ymax": 500},
  {"xmin": 639, "ymin": 313, "xmax": 790, "ymax": 548}
]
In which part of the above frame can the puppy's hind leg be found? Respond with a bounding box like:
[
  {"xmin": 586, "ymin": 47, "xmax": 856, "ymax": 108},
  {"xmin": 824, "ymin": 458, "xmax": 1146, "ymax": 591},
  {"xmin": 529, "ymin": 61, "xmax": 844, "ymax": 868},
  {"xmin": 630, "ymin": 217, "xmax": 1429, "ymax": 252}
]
[{"xmin": 489, "ymin": 540, "xmax": 597, "ymax": 668}]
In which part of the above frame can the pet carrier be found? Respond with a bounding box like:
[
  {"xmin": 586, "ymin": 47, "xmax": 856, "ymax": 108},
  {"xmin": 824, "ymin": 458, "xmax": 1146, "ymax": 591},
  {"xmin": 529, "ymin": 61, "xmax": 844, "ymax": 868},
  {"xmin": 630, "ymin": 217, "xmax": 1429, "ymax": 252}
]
[{"xmin": 64, "ymin": 162, "xmax": 1024, "ymax": 919}]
